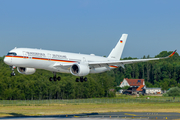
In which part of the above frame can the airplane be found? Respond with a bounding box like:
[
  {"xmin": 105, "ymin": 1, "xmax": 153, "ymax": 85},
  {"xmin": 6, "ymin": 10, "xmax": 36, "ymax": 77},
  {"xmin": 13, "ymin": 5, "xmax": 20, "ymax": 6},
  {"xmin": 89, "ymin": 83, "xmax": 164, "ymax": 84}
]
[{"xmin": 4, "ymin": 34, "xmax": 176, "ymax": 82}]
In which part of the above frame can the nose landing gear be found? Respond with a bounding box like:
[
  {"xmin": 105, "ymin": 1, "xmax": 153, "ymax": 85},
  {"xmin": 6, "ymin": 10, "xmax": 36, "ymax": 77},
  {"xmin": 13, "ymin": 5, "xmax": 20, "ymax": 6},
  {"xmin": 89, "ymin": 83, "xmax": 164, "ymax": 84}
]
[{"xmin": 10, "ymin": 66, "xmax": 16, "ymax": 76}]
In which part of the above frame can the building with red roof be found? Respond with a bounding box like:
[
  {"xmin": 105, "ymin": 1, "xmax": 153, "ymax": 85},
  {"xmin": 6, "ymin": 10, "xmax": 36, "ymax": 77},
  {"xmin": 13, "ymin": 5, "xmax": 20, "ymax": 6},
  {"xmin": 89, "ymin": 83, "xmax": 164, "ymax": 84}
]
[{"xmin": 120, "ymin": 78, "xmax": 145, "ymax": 94}]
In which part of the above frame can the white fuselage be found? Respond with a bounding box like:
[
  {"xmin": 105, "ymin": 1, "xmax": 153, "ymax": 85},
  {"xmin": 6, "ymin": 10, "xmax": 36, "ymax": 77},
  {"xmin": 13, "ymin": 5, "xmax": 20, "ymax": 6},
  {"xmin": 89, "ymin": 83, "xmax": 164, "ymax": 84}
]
[{"xmin": 4, "ymin": 48, "xmax": 117, "ymax": 74}]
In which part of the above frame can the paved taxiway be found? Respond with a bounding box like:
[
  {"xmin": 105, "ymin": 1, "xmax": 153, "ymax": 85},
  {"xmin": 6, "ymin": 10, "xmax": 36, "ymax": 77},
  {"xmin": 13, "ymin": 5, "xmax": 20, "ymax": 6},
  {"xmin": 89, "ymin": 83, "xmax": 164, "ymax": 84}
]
[{"xmin": 1, "ymin": 112, "xmax": 180, "ymax": 119}]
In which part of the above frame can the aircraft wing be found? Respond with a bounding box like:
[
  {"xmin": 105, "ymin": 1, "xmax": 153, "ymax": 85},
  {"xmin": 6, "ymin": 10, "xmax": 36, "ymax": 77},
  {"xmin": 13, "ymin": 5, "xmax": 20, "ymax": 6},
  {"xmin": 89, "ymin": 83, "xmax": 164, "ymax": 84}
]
[{"xmin": 88, "ymin": 50, "xmax": 177, "ymax": 69}]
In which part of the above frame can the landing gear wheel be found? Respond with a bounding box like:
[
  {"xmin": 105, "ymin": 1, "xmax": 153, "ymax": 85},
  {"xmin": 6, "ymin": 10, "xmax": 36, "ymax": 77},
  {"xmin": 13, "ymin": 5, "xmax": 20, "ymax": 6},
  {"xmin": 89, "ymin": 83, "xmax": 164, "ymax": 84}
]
[
  {"xmin": 57, "ymin": 76, "xmax": 61, "ymax": 81},
  {"xmin": 49, "ymin": 77, "xmax": 53, "ymax": 81},
  {"xmin": 84, "ymin": 77, "xmax": 87, "ymax": 82},
  {"xmin": 11, "ymin": 72, "xmax": 15, "ymax": 76},
  {"xmin": 80, "ymin": 77, "xmax": 84, "ymax": 82},
  {"xmin": 49, "ymin": 72, "xmax": 61, "ymax": 82},
  {"xmin": 53, "ymin": 77, "xmax": 57, "ymax": 81},
  {"xmin": 76, "ymin": 78, "xmax": 80, "ymax": 82}
]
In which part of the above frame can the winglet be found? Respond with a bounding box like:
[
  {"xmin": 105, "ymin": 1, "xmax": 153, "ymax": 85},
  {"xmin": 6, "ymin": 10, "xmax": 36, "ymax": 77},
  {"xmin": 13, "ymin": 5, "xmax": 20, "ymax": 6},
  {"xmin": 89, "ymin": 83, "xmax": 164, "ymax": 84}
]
[{"xmin": 168, "ymin": 50, "xmax": 177, "ymax": 58}]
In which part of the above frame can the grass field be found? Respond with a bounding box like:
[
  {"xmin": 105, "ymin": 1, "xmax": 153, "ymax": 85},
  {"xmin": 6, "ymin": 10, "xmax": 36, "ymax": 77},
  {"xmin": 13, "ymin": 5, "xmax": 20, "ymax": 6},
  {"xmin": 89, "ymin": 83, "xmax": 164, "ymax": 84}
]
[
  {"xmin": 0, "ymin": 103, "xmax": 180, "ymax": 117},
  {"xmin": 0, "ymin": 96, "xmax": 180, "ymax": 117},
  {"xmin": 0, "ymin": 95, "xmax": 179, "ymax": 106}
]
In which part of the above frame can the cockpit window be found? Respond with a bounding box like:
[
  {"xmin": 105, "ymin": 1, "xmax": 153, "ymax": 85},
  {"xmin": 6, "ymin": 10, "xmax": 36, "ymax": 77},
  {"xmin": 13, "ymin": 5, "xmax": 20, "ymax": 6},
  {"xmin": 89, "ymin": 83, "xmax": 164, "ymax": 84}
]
[{"xmin": 7, "ymin": 52, "xmax": 17, "ymax": 56}]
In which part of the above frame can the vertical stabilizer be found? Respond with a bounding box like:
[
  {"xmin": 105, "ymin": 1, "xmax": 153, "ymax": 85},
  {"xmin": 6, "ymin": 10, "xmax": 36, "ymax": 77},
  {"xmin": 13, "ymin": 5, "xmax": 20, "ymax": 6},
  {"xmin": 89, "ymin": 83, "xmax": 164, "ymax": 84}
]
[{"xmin": 108, "ymin": 34, "xmax": 128, "ymax": 60}]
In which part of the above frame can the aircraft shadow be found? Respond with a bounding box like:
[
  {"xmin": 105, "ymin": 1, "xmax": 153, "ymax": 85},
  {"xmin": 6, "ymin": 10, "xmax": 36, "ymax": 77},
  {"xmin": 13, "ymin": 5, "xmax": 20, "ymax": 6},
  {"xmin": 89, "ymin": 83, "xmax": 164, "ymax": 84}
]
[{"xmin": 0, "ymin": 112, "xmax": 99, "ymax": 119}]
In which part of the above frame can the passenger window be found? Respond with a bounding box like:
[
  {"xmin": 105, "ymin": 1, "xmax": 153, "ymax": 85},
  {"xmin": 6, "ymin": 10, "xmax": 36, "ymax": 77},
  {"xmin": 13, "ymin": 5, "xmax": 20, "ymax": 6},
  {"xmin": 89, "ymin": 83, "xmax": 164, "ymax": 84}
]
[{"xmin": 7, "ymin": 52, "xmax": 17, "ymax": 56}]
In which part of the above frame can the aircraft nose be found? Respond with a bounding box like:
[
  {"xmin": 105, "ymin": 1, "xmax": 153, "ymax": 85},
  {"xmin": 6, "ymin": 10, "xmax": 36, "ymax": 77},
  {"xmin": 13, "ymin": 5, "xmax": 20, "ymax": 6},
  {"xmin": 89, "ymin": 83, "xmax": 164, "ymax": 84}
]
[{"xmin": 4, "ymin": 57, "xmax": 11, "ymax": 65}]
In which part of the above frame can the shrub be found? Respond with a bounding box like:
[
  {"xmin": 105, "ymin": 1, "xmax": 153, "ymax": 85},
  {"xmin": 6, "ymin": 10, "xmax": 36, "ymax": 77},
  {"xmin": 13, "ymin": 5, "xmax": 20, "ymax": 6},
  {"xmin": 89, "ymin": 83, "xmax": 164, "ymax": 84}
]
[
  {"xmin": 163, "ymin": 93, "xmax": 169, "ymax": 97},
  {"xmin": 166, "ymin": 87, "xmax": 180, "ymax": 97}
]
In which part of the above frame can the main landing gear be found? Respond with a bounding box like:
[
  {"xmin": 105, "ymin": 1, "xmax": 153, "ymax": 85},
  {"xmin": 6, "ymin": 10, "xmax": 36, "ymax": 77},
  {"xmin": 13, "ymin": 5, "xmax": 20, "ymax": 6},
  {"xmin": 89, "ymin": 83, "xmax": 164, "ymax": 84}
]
[
  {"xmin": 76, "ymin": 77, "xmax": 87, "ymax": 82},
  {"xmin": 49, "ymin": 73, "xmax": 87, "ymax": 82},
  {"xmin": 10, "ymin": 66, "xmax": 16, "ymax": 76},
  {"xmin": 49, "ymin": 72, "xmax": 61, "ymax": 81}
]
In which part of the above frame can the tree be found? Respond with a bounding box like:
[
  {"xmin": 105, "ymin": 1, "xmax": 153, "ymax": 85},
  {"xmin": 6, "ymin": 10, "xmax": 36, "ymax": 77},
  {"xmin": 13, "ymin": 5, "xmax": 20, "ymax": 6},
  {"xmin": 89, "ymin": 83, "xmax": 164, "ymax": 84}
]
[{"xmin": 122, "ymin": 86, "xmax": 130, "ymax": 90}]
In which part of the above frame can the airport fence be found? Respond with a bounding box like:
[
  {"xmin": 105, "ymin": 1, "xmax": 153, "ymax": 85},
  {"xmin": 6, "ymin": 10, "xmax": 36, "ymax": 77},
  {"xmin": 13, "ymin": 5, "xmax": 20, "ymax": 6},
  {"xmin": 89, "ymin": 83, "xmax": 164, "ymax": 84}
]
[{"xmin": 0, "ymin": 97, "xmax": 180, "ymax": 106}]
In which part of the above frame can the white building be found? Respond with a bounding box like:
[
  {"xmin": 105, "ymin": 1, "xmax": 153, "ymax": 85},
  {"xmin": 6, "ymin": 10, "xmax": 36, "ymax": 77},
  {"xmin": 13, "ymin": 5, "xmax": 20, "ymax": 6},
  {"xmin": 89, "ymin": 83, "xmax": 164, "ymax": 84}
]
[{"xmin": 145, "ymin": 88, "xmax": 162, "ymax": 94}]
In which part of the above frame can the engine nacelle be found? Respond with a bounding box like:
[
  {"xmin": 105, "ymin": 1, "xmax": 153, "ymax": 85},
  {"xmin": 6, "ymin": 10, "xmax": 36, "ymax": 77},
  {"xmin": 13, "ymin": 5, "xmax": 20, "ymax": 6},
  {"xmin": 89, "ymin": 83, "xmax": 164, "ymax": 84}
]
[
  {"xmin": 70, "ymin": 64, "xmax": 90, "ymax": 76},
  {"xmin": 17, "ymin": 67, "xmax": 36, "ymax": 75}
]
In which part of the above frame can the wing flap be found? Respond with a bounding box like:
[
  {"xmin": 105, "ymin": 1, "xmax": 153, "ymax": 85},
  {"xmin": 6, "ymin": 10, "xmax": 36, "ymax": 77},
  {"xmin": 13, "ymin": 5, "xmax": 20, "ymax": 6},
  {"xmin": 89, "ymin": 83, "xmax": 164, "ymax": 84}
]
[
  {"xmin": 53, "ymin": 63, "xmax": 75, "ymax": 67},
  {"xmin": 53, "ymin": 63, "xmax": 75, "ymax": 70}
]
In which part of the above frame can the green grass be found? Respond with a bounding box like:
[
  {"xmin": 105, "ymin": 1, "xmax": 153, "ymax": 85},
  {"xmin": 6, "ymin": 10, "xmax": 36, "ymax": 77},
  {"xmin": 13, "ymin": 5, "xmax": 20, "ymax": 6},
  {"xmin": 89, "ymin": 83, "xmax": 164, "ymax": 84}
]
[{"xmin": 0, "ymin": 95, "xmax": 180, "ymax": 106}]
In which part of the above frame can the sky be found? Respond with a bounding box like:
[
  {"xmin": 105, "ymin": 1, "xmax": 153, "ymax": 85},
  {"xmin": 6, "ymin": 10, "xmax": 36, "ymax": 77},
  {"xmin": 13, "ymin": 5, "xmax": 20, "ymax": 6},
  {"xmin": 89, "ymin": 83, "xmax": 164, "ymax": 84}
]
[{"xmin": 0, "ymin": 0, "xmax": 180, "ymax": 58}]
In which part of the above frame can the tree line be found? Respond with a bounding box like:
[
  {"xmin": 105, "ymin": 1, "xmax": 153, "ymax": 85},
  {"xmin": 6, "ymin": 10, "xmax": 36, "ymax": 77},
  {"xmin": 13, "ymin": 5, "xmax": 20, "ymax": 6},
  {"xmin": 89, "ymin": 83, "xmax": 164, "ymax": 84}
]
[
  {"xmin": 114, "ymin": 51, "xmax": 180, "ymax": 90},
  {"xmin": 0, "ymin": 51, "xmax": 179, "ymax": 100}
]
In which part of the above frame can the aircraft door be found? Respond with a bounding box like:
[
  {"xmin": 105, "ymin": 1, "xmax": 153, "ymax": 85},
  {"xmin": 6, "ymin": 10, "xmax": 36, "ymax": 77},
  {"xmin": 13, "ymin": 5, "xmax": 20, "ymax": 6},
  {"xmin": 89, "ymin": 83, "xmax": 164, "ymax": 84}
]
[
  {"xmin": 47, "ymin": 53, "xmax": 51, "ymax": 61},
  {"xmin": 7, "ymin": 52, "xmax": 17, "ymax": 63},
  {"xmin": 23, "ymin": 51, "xmax": 28, "ymax": 59}
]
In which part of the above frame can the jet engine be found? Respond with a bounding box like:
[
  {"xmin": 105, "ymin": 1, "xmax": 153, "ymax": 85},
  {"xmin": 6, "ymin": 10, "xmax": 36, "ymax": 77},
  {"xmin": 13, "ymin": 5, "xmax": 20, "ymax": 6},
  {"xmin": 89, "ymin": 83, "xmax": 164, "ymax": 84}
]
[
  {"xmin": 17, "ymin": 67, "xmax": 36, "ymax": 75},
  {"xmin": 70, "ymin": 64, "xmax": 90, "ymax": 76}
]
